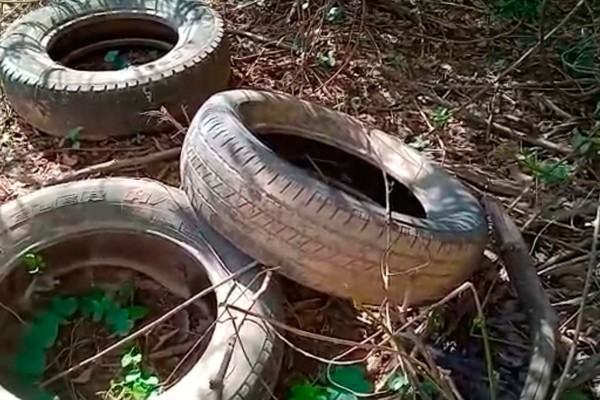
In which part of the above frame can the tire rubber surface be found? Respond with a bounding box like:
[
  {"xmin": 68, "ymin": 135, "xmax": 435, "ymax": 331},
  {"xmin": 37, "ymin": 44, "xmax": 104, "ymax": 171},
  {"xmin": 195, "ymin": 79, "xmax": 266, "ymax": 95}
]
[
  {"xmin": 0, "ymin": 0, "xmax": 229, "ymax": 140},
  {"xmin": 181, "ymin": 89, "xmax": 488, "ymax": 305},
  {"xmin": 0, "ymin": 178, "xmax": 282, "ymax": 400}
]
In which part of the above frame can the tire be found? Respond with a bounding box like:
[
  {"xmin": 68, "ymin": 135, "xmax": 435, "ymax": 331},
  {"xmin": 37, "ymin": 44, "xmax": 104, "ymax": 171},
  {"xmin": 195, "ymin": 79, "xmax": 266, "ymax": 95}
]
[
  {"xmin": 0, "ymin": 178, "xmax": 282, "ymax": 400},
  {"xmin": 0, "ymin": 0, "xmax": 229, "ymax": 140},
  {"xmin": 181, "ymin": 89, "xmax": 488, "ymax": 305}
]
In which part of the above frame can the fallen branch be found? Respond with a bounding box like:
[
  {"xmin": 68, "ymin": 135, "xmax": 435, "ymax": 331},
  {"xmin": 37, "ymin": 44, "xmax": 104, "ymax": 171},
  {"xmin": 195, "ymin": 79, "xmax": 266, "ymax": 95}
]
[
  {"xmin": 484, "ymin": 198, "xmax": 559, "ymax": 400},
  {"xmin": 551, "ymin": 193, "xmax": 600, "ymax": 400},
  {"xmin": 43, "ymin": 147, "xmax": 181, "ymax": 187}
]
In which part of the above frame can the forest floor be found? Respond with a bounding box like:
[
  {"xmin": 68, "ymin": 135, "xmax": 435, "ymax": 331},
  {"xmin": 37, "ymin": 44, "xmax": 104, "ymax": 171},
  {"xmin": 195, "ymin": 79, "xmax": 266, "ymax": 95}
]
[{"xmin": 0, "ymin": 0, "xmax": 599, "ymax": 399}]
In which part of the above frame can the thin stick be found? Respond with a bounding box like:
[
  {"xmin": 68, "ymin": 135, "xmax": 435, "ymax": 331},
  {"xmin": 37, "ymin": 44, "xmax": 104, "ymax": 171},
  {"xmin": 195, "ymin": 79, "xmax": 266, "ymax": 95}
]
[
  {"xmin": 41, "ymin": 261, "xmax": 260, "ymax": 387},
  {"xmin": 551, "ymin": 192, "xmax": 600, "ymax": 400},
  {"xmin": 43, "ymin": 147, "xmax": 181, "ymax": 186},
  {"xmin": 226, "ymin": 304, "xmax": 397, "ymax": 352}
]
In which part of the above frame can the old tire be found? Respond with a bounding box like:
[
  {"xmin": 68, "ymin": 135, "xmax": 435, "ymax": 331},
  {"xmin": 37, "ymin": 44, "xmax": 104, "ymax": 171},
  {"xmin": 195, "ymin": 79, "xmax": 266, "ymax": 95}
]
[
  {"xmin": 181, "ymin": 89, "xmax": 488, "ymax": 305},
  {"xmin": 0, "ymin": 178, "xmax": 282, "ymax": 399},
  {"xmin": 0, "ymin": 0, "xmax": 229, "ymax": 140}
]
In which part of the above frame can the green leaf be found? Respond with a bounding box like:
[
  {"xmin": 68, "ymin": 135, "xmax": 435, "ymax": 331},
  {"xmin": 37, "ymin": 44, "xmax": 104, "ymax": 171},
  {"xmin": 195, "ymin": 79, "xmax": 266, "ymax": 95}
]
[
  {"xmin": 419, "ymin": 379, "xmax": 438, "ymax": 400},
  {"xmin": 105, "ymin": 307, "xmax": 133, "ymax": 336},
  {"xmin": 143, "ymin": 375, "xmax": 159, "ymax": 386},
  {"xmin": 22, "ymin": 252, "xmax": 45, "ymax": 275},
  {"xmin": 324, "ymin": 387, "xmax": 356, "ymax": 400},
  {"xmin": 125, "ymin": 370, "xmax": 142, "ymax": 383},
  {"xmin": 127, "ymin": 306, "xmax": 149, "ymax": 322},
  {"xmin": 67, "ymin": 127, "xmax": 82, "ymax": 149},
  {"xmin": 79, "ymin": 290, "xmax": 112, "ymax": 322},
  {"xmin": 326, "ymin": 6, "xmax": 342, "ymax": 22},
  {"xmin": 24, "ymin": 312, "xmax": 61, "ymax": 349},
  {"xmin": 287, "ymin": 381, "xmax": 328, "ymax": 400},
  {"xmin": 104, "ymin": 50, "xmax": 120, "ymax": 63},
  {"xmin": 561, "ymin": 389, "xmax": 590, "ymax": 400},
  {"xmin": 49, "ymin": 296, "xmax": 78, "ymax": 319},
  {"xmin": 14, "ymin": 348, "xmax": 46, "ymax": 379},
  {"xmin": 317, "ymin": 50, "xmax": 336, "ymax": 69},
  {"xmin": 121, "ymin": 349, "xmax": 143, "ymax": 368},
  {"xmin": 386, "ymin": 372, "xmax": 409, "ymax": 392},
  {"xmin": 327, "ymin": 365, "xmax": 372, "ymax": 395}
]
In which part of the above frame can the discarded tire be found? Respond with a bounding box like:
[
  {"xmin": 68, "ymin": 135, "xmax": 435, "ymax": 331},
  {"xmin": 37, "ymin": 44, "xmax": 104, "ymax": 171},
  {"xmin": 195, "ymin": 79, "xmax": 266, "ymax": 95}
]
[
  {"xmin": 181, "ymin": 89, "xmax": 488, "ymax": 305},
  {"xmin": 0, "ymin": 0, "xmax": 229, "ymax": 140},
  {"xmin": 0, "ymin": 178, "xmax": 282, "ymax": 399}
]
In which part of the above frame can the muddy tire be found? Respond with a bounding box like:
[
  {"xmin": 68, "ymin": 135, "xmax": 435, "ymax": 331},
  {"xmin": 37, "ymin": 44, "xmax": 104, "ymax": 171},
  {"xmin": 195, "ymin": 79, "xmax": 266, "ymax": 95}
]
[
  {"xmin": 0, "ymin": 0, "xmax": 229, "ymax": 140},
  {"xmin": 0, "ymin": 178, "xmax": 282, "ymax": 400},
  {"xmin": 181, "ymin": 89, "xmax": 488, "ymax": 305}
]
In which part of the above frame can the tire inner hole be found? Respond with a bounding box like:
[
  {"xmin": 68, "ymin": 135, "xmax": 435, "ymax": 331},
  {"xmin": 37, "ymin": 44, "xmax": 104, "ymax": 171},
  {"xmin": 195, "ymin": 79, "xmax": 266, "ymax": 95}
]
[
  {"xmin": 47, "ymin": 15, "xmax": 178, "ymax": 71},
  {"xmin": 0, "ymin": 232, "xmax": 217, "ymax": 399},
  {"xmin": 257, "ymin": 133, "xmax": 427, "ymax": 218}
]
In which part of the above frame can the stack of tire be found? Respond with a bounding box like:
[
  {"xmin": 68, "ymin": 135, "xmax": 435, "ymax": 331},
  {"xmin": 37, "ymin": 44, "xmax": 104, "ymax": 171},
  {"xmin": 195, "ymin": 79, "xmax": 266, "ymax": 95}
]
[{"xmin": 0, "ymin": 0, "xmax": 488, "ymax": 398}]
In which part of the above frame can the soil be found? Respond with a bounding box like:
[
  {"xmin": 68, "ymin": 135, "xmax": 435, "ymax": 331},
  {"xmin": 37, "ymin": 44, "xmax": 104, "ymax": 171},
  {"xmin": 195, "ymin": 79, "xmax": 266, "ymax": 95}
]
[{"xmin": 0, "ymin": 265, "xmax": 216, "ymax": 400}]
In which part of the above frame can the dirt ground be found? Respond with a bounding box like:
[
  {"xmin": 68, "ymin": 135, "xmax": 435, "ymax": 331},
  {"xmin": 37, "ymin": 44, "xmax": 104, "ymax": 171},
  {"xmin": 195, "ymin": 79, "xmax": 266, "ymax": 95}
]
[{"xmin": 0, "ymin": 0, "xmax": 599, "ymax": 399}]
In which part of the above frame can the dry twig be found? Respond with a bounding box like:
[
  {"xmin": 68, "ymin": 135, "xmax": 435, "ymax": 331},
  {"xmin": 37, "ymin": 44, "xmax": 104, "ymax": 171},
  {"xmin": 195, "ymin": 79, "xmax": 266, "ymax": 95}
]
[
  {"xmin": 551, "ymin": 192, "xmax": 600, "ymax": 400},
  {"xmin": 43, "ymin": 147, "xmax": 181, "ymax": 186}
]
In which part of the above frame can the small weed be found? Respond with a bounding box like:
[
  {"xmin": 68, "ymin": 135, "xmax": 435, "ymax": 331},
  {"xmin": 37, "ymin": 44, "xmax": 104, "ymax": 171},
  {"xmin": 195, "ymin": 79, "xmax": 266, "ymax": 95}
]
[
  {"xmin": 407, "ymin": 135, "xmax": 430, "ymax": 151},
  {"xmin": 67, "ymin": 127, "xmax": 82, "ymax": 149},
  {"xmin": 104, "ymin": 50, "xmax": 129, "ymax": 70},
  {"xmin": 107, "ymin": 347, "xmax": 160, "ymax": 400},
  {"xmin": 471, "ymin": 314, "xmax": 485, "ymax": 332},
  {"xmin": 572, "ymin": 125, "xmax": 600, "ymax": 158},
  {"xmin": 517, "ymin": 150, "xmax": 575, "ymax": 185},
  {"xmin": 427, "ymin": 309, "xmax": 445, "ymax": 331},
  {"xmin": 286, "ymin": 365, "xmax": 373, "ymax": 400},
  {"xmin": 317, "ymin": 49, "xmax": 336, "ymax": 69},
  {"xmin": 78, "ymin": 289, "xmax": 148, "ymax": 336},
  {"xmin": 11, "ymin": 287, "xmax": 149, "ymax": 400},
  {"xmin": 493, "ymin": 0, "xmax": 542, "ymax": 20},
  {"xmin": 386, "ymin": 371, "xmax": 410, "ymax": 393},
  {"xmin": 22, "ymin": 252, "xmax": 46, "ymax": 275},
  {"xmin": 386, "ymin": 51, "xmax": 406, "ymax": 70},
  {"xmin": 432, "ymin": 106, "xmax": 450, "ymax": 128},
  {"xmin": 561, "ymin": 389, "xmax": 591, "ymax": 400},
  {"xmin": 325, "ymin": 5, "xmax": 342, "ymax": 22}
]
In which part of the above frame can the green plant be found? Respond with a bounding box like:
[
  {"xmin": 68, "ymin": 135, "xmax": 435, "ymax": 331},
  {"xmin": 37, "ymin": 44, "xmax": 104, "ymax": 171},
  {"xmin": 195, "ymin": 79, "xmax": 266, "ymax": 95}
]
[
  {"xmin": 22, "ymin": 252, "xmax": 46, "ymax": 275},
  {"xmin": 67, "ymin": 127, "xmax": 82, "ymax": 149},
  {"xmin": 107, "ymin": 347, "xmax": 160, "ymax": 400},
  {"xmin": 104, "ymin": 50, "xmax": 129, "ymax": 70},
  {"xmin": 286, "ymin": 365, "xmax": 373, "ymax": 400},
  {"xmin": 406, "ymin": 135, "xmax": 430, "ymax": 151},
  {"xmin": 517, "ymin": 150, "xmax": 575, "ymax": 185},
  {"xmin": 432, "ymin": 107, "xmax": 450, "ymax": 128},
  {"xmin": 326, "ymin": 5, "xmax": 342, "ymax": 22},
  {"xmin": 572, "ymin": 124, "xmax": 600, "ymax": 158},
  {"xmin": 494, "ymin": 0, "xmax": 542, "ymax": 20},
  {"xmin": 561, "ymin": 389, "xmax": 590, "ymax": 400},
  {"xmin": 317, "ymin": 49, "xmax": 336, "ymax": 69},
  {"xmin": 78, "ymin": 289, "xmax": 148, "ymax": 336},
  {"xmin": 11, "ymin": 288, "xmax": 149, "ymax": 400}
]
